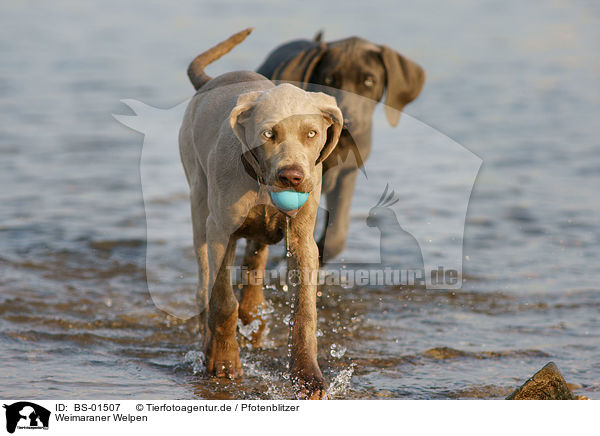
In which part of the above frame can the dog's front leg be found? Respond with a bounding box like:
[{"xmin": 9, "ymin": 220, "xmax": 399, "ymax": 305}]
[
  {"xmin": 287, "ymin": 215, "xmax": 327, "ymax": 399},
  {"xmin": 239, "ymin": 239, "xmax": 269, "ymax": 346},
  {"xmin": 205, "ymin": 218, "xmax": 242, "ymax": 379}
]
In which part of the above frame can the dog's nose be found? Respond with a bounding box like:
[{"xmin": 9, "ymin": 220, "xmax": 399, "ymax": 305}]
[{"xmin": 278, "ymin": 166, "xmax": 304, "ymax": 187}]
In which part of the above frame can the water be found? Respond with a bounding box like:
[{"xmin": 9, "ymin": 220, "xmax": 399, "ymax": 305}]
[
  {"xmin": 1, "ymin": 0, "xmax": 599, "ymax": 399},
  {"xmin": 285, "ymin": 216, "xmax": 291, "ymax": 258}
]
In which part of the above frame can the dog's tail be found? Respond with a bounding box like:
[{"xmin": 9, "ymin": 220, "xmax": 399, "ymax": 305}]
[{"xmin": 187, "ymin": 28, "xmax": 254, "ymax": 90}]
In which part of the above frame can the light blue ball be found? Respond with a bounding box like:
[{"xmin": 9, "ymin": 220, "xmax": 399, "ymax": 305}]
[{"xmin": 269, "ymin": 190, "xmax": 309, "ymax": 211}]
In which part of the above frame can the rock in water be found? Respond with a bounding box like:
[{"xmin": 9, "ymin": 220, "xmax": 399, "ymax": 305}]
[{"xmin": 506, "ymin": 362, "xmax": 574, "ymax": 400}]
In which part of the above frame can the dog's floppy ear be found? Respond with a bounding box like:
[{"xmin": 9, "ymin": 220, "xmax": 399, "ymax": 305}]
[
  {"xmin": 271, "ymin": 43, "xmax": 327, "ymax": 87},
  {"xmin": 230, "ymin": 91, "xmax": 263, "ymax": 178},
  {"xmin": 309, "ymin": 92, "xmax": 343, "ymax": 165},
  {"xmin": 379, "ymin": 45, "xmax": 426, "ymax": 126},
  {"xmin": 230, "ymin": 90, "xmax": 262, "ymax": 144}
]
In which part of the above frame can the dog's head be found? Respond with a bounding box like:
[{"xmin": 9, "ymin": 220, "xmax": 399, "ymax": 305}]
[
  {"xmin": 230, "ymin": 83, "xmax": 343, "ymax": 193},
  {"xmin": 271, "ymin": 36, "xmax": 425, "ymax": 133}
]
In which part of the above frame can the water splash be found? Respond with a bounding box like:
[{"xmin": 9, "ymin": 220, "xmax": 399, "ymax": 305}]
[
  {"xmin": 183, "ymin": 350, "xmax": 205, "ymax": 375},
  {"xmin": 330, "ymin": 343, "xmax": 347, "ymax": 359},
  {"xmin": 285, "ymin": 216, "xmax": 292, "ymax": 258},
  {"xmin": 327, "ymin": 364, "xmax": 356, "ymax": 397},
  {"xmin": 241, "ymin": 358, "xmax": 291, "ymax": 400},
  {"xmin": 257, "ymin": 299, "xmax": 275, "ymax": 317},
  {"xmin": 238, "ymin": 319, "xmax": 261, "ymax": 341}
]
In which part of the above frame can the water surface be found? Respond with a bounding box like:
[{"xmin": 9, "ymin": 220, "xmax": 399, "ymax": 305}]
[{"xmin": 1, "ymin": 0, "xmax": 599, "ymax": 399}]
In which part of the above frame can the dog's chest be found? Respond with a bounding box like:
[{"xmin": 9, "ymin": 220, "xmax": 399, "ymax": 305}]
[{"xmin": 233, "ymin": 204, "xmax": 286, "ymax": 245}]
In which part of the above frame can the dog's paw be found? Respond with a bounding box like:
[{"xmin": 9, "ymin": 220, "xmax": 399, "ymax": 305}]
[
  {"xmin": 206, "ymin": 337, "xmax": 243, "ymax": 379},
  {"xmin": 292, "ymin": 365, "xmax": 328, "ymax": 400}
]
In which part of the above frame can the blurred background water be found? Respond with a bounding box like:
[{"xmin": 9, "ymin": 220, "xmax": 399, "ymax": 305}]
[{"xmin": 0, "ymin": 0, "xmax": 599, "ymax": 399}]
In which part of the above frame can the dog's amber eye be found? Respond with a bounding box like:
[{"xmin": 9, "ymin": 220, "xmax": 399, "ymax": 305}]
[
  {"xmin": 262, "ymin": 130, "xmax": 274, "ymax": 139},
  {"xmin": 307, "ymin": 130, "xmax": 317, "ymax": 138},
  {"xmin": 364, "ymin": 76, "xmax": 375, "ymax": 87},
  {"xmin": 324, "ymin": 76, "xmax": 333, "ymax": 86}
]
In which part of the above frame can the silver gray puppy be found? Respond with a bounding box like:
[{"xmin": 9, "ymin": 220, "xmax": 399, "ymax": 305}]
[{"xmin": 181, "ymin": 29, "xmax": 342, "ymax": 399}]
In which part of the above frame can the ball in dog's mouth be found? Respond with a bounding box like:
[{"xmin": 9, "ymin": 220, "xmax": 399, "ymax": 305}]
[{"xmin": 269, "ymin": 190, "xmax": 309, "ymax": 215}]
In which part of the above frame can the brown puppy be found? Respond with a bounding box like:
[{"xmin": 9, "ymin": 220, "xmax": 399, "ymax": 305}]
[
  {"xmin": 183, "ymin": 29, "xmax": 343, "ymax": 399},
  {"xmin": 257, "ymin": 33, "xmax": 426, "ymax": 263}
]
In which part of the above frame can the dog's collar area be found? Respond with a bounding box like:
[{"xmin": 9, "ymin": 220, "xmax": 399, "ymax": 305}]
[{"xmin": 240, "ymin": 152, "xmax": 265, "ymax": 185}]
